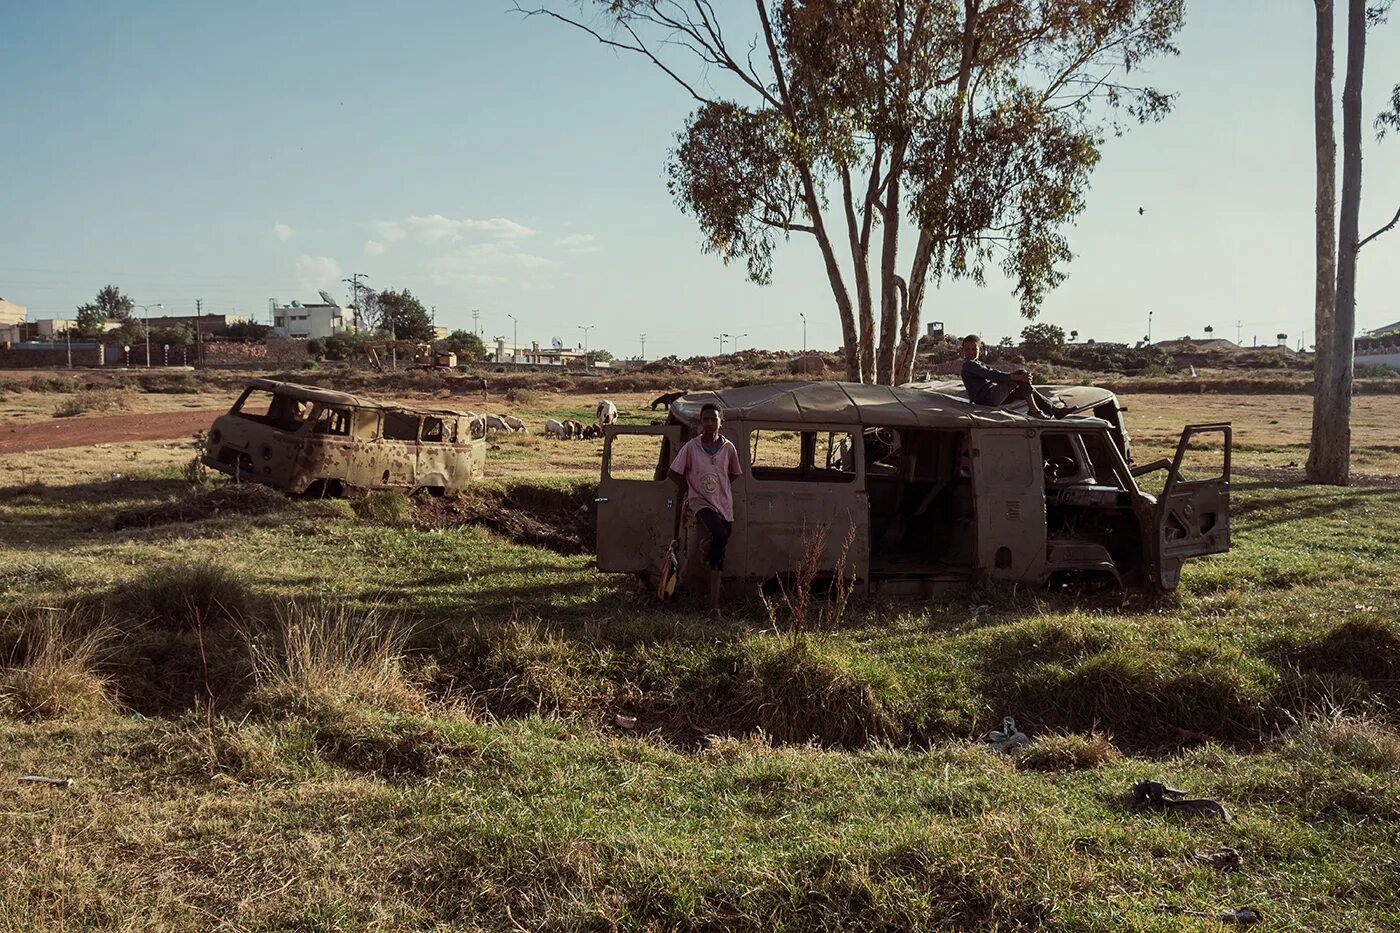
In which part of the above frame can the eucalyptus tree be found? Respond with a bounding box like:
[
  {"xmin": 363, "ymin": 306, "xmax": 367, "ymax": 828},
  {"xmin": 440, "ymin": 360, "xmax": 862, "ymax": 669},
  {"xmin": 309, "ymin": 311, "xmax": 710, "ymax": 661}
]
[
  {"xmin": 1307, "ymin": 0, "xmax": 1399, "ymax": 485},
  {"xmin": 523, "ymin": 0, "xmax": 1183, "ymax": 383}
]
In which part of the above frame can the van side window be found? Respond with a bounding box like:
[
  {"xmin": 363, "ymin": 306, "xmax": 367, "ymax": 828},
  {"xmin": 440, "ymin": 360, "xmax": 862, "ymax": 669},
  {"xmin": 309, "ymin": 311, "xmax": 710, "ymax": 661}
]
[
  {"xmin": 313, "ymin": 406, "xmax": 351, "ymax": 436},
  {"xmin": 750, "ymin": 429, "xmax": 857, "ymax": 483},
  {"xmin": 383, "ymin": 410, "xmax": 419, "ymax": 441},
  {"xmin": 421, "ymin": 416, "xmax": 446, "ymax": 442},
  {"xmin": 749, "ymin": 430, "xmax": 803, "ymax": 477}
]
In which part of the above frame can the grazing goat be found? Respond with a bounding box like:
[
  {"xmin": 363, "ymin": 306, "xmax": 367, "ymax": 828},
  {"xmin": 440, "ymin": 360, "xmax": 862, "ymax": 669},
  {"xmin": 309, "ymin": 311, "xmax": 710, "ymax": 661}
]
[
  {"xmin": 502, "ymin": 414, "xmax": 525, "ymax": 432},
  {"xmin": 545, "ymin": 418, "xmax": 569, "ymax": 440},
  {"xmin": 596, "ymin": 399, "xmax": 618, "ymax": 425}
]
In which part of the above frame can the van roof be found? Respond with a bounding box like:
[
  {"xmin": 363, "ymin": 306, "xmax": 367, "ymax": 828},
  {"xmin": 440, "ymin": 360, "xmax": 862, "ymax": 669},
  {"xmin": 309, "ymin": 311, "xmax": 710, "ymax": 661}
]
[
  {"xmin": 247, "ymin": 378, "xmax": 475, "ymax": 418},
  {"xmin": 672, "ymin": 381, "xmax": 1034, "ymax": 428},
  {"xmin": 902, "ymin": 380, "xmax": 1119, "ymax": 413}
]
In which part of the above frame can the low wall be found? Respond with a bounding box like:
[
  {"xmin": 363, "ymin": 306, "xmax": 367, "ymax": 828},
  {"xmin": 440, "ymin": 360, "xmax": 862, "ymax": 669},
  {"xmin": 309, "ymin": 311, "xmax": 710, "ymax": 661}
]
[
  {"xmin": 0, "ymin": 345, "xmax": 103, "ymax": 367},
  {"xmin": 1356, "ymin": 351, "xmax": 1400, "ymax": 370}
]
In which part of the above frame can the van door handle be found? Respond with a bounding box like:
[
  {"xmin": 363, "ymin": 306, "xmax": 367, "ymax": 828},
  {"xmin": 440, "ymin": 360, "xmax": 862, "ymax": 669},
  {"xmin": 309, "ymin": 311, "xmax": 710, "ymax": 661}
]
[{"xmin": 595, "ymin": 496, "xmax": 609, "ymax": 503}]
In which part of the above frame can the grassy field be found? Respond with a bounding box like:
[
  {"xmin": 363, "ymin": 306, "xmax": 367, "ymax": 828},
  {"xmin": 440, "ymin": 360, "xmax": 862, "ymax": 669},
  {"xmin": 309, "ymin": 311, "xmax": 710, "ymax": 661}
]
[{"xmin": 1, "ymin": 379, "xmax": 1399, "ymax": 930}]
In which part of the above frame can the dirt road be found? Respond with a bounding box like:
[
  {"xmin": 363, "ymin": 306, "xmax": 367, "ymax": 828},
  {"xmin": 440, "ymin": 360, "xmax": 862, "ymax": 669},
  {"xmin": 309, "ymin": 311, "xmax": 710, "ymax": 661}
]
[{"xmin": 0, "ymin": 409, "xmax": 222, "ymax": 455}]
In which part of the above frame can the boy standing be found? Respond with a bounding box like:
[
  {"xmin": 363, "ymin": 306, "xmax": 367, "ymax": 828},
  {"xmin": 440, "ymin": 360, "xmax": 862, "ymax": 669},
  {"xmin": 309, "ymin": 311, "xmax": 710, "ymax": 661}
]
[{"xmin": 668, "ymin": 403, "xmax": 743, "ymax": 617}]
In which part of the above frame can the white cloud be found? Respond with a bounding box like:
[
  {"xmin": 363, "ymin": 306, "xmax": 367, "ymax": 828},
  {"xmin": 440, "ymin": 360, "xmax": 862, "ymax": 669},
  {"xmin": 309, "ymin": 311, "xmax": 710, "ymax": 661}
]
[
  {"xmin": 369, "ymin": 214, "xmax": 535, "ymax": 248},
  {"xmin": 364, "ymin": 240, "xmax": 386, "ymax": 256},
  {"xmin": 556, "ymin": 233, "xmax": 596, "ymax": 249},
  {"xmin": 273, "ymin": 223, "xmax": 294, "ymax": 241},
  {"xmin": 295, "ymin": 254, "xmax": 343, "ymax": 291}
]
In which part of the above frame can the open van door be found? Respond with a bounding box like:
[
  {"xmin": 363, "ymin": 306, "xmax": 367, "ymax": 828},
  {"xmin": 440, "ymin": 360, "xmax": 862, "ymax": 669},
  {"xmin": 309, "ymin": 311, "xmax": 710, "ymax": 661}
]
[
  {"xmin": 596, "ymin": 425, "xmax": 683, "ymax": 574},
  {"xmin": 1151, "ymin": 423, "xmax": 1231, "ymax": 590}
]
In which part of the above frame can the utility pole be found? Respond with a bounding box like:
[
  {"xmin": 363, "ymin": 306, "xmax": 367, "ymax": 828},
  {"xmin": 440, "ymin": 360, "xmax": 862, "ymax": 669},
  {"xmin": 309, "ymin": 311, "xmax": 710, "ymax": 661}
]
[
  {"xmin": 799, "ymin": 312, "xmax": 806, "ymax": 352},
  {"xmin": 472, "ymin": 309, "xmax": 480, "ymax": 338},
  {"xmin": 65, "ymin": 322, "xmax": 71, "ymax": 368},
  {"xmin": 507, "ymin": 313, "xmax": 518, "ymax": 363},
  {"xmin": 639, "ymin": 333, "xmax": 647, "ymax": 360},
  {"xmin": 1236, "ymin": 320, "xmax": 1242, "ymax": 344},
  {"xmin": 1147, "ymin": 309, "xmax": 1153, "ymax": 345},
  {"xmin": 196, "ymin": 299, "xmax": 203, "ymax": 366},
  {"xmin": 715, "ymin": 334, "xmax": 725, "ymax": 354}
]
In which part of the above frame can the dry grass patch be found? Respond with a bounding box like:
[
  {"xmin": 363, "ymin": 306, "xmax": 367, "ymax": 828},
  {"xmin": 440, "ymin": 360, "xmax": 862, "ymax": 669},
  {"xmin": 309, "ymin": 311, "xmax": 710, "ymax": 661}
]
[
  {"xmin": 247, "ymin": 601, "xmax": 423, "ymax": 719},
  {"xmin": 1283, "ymin": 710, "xmax": 1400, "ymax": 772},
  {"xmin": 1017, "ymin": 732, "xmax": 1122, "ymax": 771},
  {"xmin": 1, "ymin": 610, "xmax": 117, "ymax": 719},
  {"xmin": 52, "ymin": 387, "xmax": 134, "ymax": 418},
  {"xmin": 110, "ymin": 482, "xmax": 288, "ymax": 529}
]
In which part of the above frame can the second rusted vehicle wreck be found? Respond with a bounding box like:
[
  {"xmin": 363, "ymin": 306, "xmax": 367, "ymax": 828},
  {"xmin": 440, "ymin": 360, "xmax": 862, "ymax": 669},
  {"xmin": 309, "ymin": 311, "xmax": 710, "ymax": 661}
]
[
  {"xmin": 203, "ymin": 379, "xmax": 485, "ymax": 496},
  {"xmin": 597, "ymin": 382, "xmax": 1230, "ymax": 595}
]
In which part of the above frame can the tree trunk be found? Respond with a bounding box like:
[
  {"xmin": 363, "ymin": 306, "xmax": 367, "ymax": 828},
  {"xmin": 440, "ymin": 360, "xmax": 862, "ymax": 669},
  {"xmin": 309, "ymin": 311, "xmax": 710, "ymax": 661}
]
[
  {"xmin": 893, "ymin": 229, "xmax": 935, "ymax": 383},
  {"xmin": 841, "ymin": 168, "xmax": 876, "ymax": 385},
  {"xmin": 1306, "ymin": 0, "xmax": 1339, "ymax": 482},
  {"xmin": 800, "ymin": 168, "xmax": 863, "ymax": 381},
  {"xmin": 876, "ymin": 156, "xmax": 904, "ymax": 384},
  {"xmin": 1321, "ymin": 0, "xmax": 1366, "ymax": 484}
]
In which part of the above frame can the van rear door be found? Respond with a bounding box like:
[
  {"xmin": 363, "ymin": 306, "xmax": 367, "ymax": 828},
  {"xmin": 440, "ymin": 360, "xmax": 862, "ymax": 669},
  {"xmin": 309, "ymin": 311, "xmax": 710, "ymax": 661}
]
[
  {"xmin": 596, "ymin": 425, "xmax": 683, "ymax": 573},
  {"xmin": 1152, "ymin": 423, "xmax": 1231, "ymax": 590}
]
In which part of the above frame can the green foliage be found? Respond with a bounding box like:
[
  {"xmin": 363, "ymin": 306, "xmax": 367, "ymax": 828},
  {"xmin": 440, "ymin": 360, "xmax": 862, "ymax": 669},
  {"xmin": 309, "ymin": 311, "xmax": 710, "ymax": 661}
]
[
  {"xmin": 374, "ymin": 288, "xmax": 435, "ymax": 342},
  {"xmin": 223, "ymin": 320, "xmax": 271, "ymax": 340},
  {"xmin": 589, "ymin": 347, "xmax": 615, "ymax": 362},
  {"xmin": 321, "ymin": 332, "xmax": 367, "ymax": 362},
  {"xmin": 150, "ymin": 323, "xmax": 194, "ymax": 348},
  {"xmin": 73, "ymin": 284, "xmax": 136, "ymax": 339},
  {"xmin": 1356, "ymin": 362, "xmax": 1398, "ymax": 378},
  {"xmin": 443, "ymin": 329, "xmax": 489, "ymax": 361},
  {"xmin": 1019, "ymin": 322, "xmax": 1066, "ymax": 360},
  {"xmin": 627, "ymin": 0, "xmax": 1184, "ymax": 380}
]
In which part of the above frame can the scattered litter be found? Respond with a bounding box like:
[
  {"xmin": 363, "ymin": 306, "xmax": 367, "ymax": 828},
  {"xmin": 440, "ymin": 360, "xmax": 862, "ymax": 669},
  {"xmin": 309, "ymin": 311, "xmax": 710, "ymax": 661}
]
[
  {"xmin": 108, "ymin": 472, "xmax": 125, "ymax": 480},
  {"xmin": 18, "ymin": 775, "xmax": 73, "ymax": 789},
  {"xmin": 555, "ymin": 730, "xmax": 575, "ymax": 742},
  {"xmin": 983, "ymin": 716, "xmax": 1029, "ymax": 754},
  {"xmin": 1133, "ymin": 780, "xmax": 1232, "ymax": 821},
  {"xmin": 1155, "ymin": 904, "xmax": 1262, "ymax": 926},
  {"xmin": 613, "ymin": 713, "xmax": 638, "ymax": 730},
  {"xmin": 1193, "ymin": 847, "xmax": 1242, "ymax": 872}
]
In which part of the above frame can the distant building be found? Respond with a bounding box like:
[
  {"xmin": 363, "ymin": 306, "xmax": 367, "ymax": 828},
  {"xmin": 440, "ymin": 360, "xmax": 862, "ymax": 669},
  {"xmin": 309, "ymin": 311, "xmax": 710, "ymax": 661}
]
[
  {"xmin": 145, "ymin": 312, "xmax": 249, "ymax": 337},
  {"xmin": 1363, "ymin": 319, "xmax": 1400, "ymax": 338},
  {"xmin": 271, "ymin": 301, "xmax": 356, "ymax": 340},
  {"xmin": 0, "ymin": 298, "xmax": 27, "ymax": 327},
  {"xmin": 492, "ymin": 337, "xmax": 592, "ymax": 365},
  {"xmin": 1152, "ymin": 337, "xmax": 1241, "ymax": 351}
]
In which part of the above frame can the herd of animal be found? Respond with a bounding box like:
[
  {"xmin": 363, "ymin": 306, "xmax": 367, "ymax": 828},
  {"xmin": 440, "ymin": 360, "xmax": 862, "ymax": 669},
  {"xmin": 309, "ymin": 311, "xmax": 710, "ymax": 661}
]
[{"xmin": 472, "ymin": 395, "xmax": 685, "ymax": 442}]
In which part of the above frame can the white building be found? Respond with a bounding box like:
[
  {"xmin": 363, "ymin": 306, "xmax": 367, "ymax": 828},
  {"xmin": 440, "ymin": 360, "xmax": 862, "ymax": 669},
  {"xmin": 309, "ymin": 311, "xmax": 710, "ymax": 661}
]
[
  {"xmin": 271, "ymin": 301, "xmax": 356, "ymax": 340},
  {"xmin": 0, "ymin": 298, "xmax": 27, "ymax": 327}
]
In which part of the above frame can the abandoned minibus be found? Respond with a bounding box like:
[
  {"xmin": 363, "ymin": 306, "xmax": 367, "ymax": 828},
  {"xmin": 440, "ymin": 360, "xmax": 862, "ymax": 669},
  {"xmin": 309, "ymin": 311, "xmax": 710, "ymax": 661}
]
[
  {"xmin": 203, "ymin": 379, "xmax": 486, "ymax": 496},
  {"xmin": 596, "ymin": 382, "xmax": 1229, "ymax": 595}
]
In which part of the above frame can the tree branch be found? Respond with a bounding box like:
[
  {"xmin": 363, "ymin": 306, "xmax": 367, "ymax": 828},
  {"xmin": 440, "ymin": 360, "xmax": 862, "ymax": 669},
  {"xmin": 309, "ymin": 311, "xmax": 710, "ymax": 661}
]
[
  {"xmin": 1358, "ymin": 204, "xmax": 1400, "ymax": 249},
  {"xmin": 515, "ymin": 6, "xmax": 712, "ymax": 105}
]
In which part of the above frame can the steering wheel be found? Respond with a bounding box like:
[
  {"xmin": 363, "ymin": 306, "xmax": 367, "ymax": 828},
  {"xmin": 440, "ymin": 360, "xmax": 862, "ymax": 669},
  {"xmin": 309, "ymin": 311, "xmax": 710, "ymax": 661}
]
[{"xmin": 1044, "ymin": 456, "xmax": 1077, "ymax": 483}]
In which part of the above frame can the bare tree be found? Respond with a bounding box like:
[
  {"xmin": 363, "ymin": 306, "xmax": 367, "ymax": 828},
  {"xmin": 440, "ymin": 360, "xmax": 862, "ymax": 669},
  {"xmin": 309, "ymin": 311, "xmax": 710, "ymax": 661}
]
[
  {"xmin": 1307, "ymin": 0, "xmax": 1397, "ymax": 485},
  {"xmin": 520, "ymin": 1, "xmax": 1182, "ymax": 384}
]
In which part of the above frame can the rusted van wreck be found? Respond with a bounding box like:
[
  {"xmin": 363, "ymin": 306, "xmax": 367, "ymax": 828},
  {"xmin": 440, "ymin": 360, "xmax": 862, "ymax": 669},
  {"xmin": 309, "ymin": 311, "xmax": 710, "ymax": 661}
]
[
  {"xmin": 203, "ymin": 379, "xmax": 485, "ymax": 496},
  {"xmin": 597, "ymin": 382, "xmax": 1229, "ymax": 594}
]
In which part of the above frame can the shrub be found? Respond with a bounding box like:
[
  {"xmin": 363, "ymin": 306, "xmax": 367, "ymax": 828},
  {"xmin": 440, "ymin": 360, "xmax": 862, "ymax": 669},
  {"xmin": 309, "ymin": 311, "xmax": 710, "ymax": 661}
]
[
  {"xmin": 52, "ymin": 388, "xmax": 133, "ymax": 418},
  {"xmin": 29, "ymin": 375, "xmax": 81, "ymax": 393},
  {"xmin": 246, "ymin": 601, "xmax": 421, "ymax": 718},
  {"xmin": 115, "ymin": 559, "xmax": 257, "ymax": 630},
  {"xmin": 1, "ymin": 611, "xmax": 117, "ymax": 720},
  {"xmin": 506, "ymin": 387, "xmax": 544, "ymax": 404},
  {"xmin": 1017, "ymin": 732, "xmax": 1122, "ymax": 771},
  {"xmin": 1356, "ymin": 363, "xmax": 1398, "ymax": 379}
]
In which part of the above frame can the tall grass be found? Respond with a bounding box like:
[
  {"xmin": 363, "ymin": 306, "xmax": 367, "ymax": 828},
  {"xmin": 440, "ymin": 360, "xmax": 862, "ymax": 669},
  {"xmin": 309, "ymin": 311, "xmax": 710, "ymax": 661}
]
[
  {"xmin": 246, "ymin": 601, "xmax": 421, "ymax": 718},
  {"xmin": 1, "ymin": 610, "xmax": 117, "ymax": 719}
]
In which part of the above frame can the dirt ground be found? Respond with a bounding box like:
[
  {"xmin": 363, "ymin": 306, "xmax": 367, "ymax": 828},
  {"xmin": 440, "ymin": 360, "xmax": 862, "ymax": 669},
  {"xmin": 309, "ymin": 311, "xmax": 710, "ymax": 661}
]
[{"xmin": 0, "ymin": 409, "xmax": 225, "ymax": 455}]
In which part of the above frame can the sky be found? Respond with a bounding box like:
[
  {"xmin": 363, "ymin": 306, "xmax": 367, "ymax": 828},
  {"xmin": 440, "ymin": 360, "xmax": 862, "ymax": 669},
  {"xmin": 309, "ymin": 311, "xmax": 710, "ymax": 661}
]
[{"xmin": 2, "ymin": 0, "xmax": 1398, "ymax": 359}]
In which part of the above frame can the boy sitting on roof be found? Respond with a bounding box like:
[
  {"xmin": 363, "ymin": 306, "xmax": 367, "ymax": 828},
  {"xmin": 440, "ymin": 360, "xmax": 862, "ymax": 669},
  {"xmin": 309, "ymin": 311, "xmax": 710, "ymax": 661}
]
[{"xmin": 960, "ymin": 335, "xmax": 1065, "ymax": 418}]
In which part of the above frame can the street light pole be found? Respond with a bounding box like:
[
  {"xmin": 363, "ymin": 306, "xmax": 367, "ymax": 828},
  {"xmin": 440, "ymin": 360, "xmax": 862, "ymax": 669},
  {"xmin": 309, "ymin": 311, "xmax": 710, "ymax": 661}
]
[
  {"xmin": 640, "ymin": 333, "xmax": 646, "ymax": 360},
  {"xmin": 578, "ymin": 324, "xmax": 594, "ymax": 352},
  {"xmin": 507, "ymin": 313, "xmax": 518, "ymax": 363},
  {"xmin": 135, "ymin": 303, "xmax": 163, "ymax": 367},
  {"xmin": 799, "ymin": 312, "xmax": 806, "ymax": 352}
]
